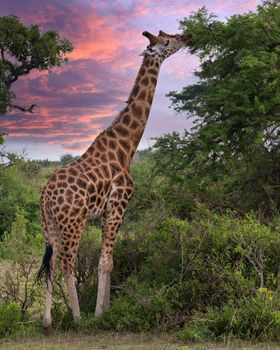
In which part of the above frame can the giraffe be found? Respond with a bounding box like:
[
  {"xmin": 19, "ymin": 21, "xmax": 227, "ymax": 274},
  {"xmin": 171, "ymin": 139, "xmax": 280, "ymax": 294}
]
[{"xmin": 37, "ymin": 30, "xmax": 192, "ymax": 334}]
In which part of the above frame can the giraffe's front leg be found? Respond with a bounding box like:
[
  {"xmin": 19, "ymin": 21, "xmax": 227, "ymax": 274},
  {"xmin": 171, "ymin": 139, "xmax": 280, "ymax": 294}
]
[
  {"xmin": 95, "ymin": 216, "xmax": 121, "ymax": 316},
  {"xmin": 95, "ymin": 183, "xmax": 133, "ymax": 316}
]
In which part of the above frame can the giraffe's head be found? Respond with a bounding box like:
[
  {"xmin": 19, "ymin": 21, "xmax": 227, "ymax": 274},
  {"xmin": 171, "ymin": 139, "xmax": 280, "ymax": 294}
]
[{"xmin": 140, "ymin": 30, "xmax": 192, "ymax": 59}]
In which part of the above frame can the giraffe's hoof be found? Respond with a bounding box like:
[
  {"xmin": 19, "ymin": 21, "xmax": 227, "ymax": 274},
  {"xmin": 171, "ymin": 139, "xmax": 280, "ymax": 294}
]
[{"xmin": 43, "ymin": 325, "xmax": 52, "ymax": 336}]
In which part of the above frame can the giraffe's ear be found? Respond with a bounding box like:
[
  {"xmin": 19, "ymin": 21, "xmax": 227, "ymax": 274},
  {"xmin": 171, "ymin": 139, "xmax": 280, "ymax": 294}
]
[{"xmin": 139, "ymin": 51, "xmax": 145, "ymax": 56}]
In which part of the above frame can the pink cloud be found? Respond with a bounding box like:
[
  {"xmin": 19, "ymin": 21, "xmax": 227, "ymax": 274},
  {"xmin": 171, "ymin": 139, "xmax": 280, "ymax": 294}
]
[{"xmin": 0, "ymin": 0, "xmax": 263, "ymax": 159}]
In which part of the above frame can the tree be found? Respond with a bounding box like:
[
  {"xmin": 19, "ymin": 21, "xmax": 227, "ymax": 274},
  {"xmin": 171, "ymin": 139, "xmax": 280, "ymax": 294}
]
[
  {"xmin": 0, "ymin": 16, "xmax": 73, "ymax": 115},
  {"xmin": 60, "ymin": 153, "xmax": 79, "ymax": 164},
  {"xmin": 157, "ymin": 0, "xmax": 280, "ymax": 216},
  {"xmin": 171, "ymin": 1, "xmax": 280, "ymax": 156}
]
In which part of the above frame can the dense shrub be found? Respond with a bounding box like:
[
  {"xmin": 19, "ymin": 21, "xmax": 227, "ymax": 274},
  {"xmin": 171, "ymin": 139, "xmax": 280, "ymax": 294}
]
[
  {"xmin": 0, "ymin": 302, "xmax": 21, "ymax": 337},
  {"xmin": 0, "ymin": 165, "xmax": 40, "ymax": 238},
  {"xmin": 181, "ymin": 288, "xmax": 280, "ymax": 342},
  {"xmin": 75, "ymin": 211, "xmax": 280, "ymax": 340},
  {"xmin": 103, "ymin": 277, "xmax": 181, "ymax": 331}
]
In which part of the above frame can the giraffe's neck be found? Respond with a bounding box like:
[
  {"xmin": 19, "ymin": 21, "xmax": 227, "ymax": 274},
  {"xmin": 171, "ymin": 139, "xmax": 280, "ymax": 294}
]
[
  {"xmin": 81, "ymin": 54, "xmax": 163, "ymax": 169},
  {"xmin": 109, "ymin": 54, "xmax": 163, "ymax": 162}
]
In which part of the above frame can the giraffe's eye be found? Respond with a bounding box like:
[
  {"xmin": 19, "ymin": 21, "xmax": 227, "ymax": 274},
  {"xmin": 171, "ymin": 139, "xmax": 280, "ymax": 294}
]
[{"xmin": 164, "ymin": 40, "xmax": 170, "ymax": 47}]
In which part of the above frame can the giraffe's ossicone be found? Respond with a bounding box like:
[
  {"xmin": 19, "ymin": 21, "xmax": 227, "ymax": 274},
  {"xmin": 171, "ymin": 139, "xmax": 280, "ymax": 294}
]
[{"xmin": 37, "ymin": 29, "xmax": 192, "ymax": 335}]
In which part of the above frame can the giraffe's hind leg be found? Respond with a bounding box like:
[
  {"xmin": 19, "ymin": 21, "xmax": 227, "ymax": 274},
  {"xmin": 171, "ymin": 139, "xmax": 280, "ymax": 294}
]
[
  {"xmin": 64, "ymin": 273, "xmax": 80, "ymax": 323},
  {"xmin": 58, "ymin": 219, "xmax": 87, "ymax": 324},
  {"xmin": 43, "ymin": 265, "xmax": 54, "ymax": 336}
]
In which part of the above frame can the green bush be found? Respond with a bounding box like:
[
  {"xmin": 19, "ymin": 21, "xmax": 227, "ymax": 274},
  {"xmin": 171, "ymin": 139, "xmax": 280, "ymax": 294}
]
[
  {"xmin": 181, "ymin": 289, "xmax": 280, "ymax": 342},
  {"xmin": 0, "ymin": 302, "xmax": 21, "ymax": 337},
  {"xmin": 104, "ymin": 277, "xmax": 180, "ymax": 332},
  {"xmin": 0, "ymin": 164, "xmax": 40, "ymax": 238},
  {"xmin": 180, "ymin": 319, "xmax": 211, "ymax": 343},
  {"xmin": 0, "ymin": 211, "xmax": 43, "ymax": 260},
  {"xmin": 75, "ymin": 211, "xmax": 280, "ymax": 338}
]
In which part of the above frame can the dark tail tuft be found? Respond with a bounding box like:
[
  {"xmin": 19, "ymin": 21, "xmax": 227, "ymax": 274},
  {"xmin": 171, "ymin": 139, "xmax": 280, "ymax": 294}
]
[{"xmin": 36, "ymin": 244, "xmax": 53, "ymax": 284}]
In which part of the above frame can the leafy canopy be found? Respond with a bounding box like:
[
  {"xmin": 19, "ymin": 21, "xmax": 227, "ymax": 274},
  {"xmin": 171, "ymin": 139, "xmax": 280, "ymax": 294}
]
[
  {"xmin": 170, "ymin": 0, "xmax": 280, "ymax": 156},
  {"xmin": 152, "ymin": 1, "xmax": 280, "ymax": 217},
  {"xmin": 0, "ymin": 15, "xmax": 73, "ymax": 115}
]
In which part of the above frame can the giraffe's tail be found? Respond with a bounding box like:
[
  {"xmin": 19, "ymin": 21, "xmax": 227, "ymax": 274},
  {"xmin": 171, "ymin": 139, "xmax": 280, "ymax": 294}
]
[
  {"xmin": 37, "ymin": 190, "xmax": 55, "ymax": 284},
  {"xmin": 36, "ymin": 243, "xmax": 53, "ymax": 284}
]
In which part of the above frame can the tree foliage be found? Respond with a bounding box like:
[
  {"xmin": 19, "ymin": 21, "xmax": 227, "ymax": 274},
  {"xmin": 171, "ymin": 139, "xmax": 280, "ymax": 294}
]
[
  {"xmin": 173, "ymin": 1, "xmax": 280, "ymax": 155},
  {"xmin": 0, "ymin": 15, "xmax": 73, "ymax": 115},
  {"xmin": 152, "ymin": 0, "xmax": 280, "ymax": 217},
  {"xmin": 60, "ymin": 153, "xmax": 79, "ymax": 165}
]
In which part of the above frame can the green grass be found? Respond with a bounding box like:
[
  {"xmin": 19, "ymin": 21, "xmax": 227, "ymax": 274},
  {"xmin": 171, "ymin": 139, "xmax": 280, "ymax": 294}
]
[
  {"xmin": 0, "ymin": 332, "xmax": 177, "ymax": 350},
  {"xmin": 1, "ymin": 332, "xmax": 280, "ymax": 350}
]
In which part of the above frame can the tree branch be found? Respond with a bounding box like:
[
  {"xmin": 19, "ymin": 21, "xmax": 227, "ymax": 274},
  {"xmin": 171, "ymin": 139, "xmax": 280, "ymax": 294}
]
[
  {"xmin": 1, "ymin": 48, "xmax": 5, "ymax": 61},
  {"xmin": 0, "ymin": 49, "xmax": 19, "ymax": 86},
  {"xmin": 10, "ymin": 104, "xmax": 38, "ymax": 113},
  {"xmin": 0, "ymin": 49, "xmax": 16, "ymax": 71}
]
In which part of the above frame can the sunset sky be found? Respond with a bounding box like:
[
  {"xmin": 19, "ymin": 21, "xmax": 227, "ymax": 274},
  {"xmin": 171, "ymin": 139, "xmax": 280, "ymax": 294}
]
[{"xmin": 1, "ymin": 0, "xmax": 262, "ymax": 160}]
